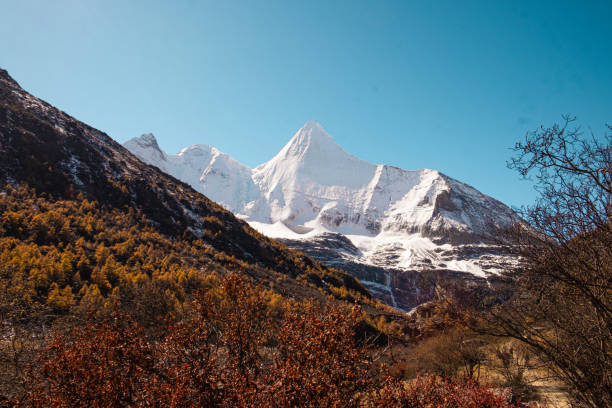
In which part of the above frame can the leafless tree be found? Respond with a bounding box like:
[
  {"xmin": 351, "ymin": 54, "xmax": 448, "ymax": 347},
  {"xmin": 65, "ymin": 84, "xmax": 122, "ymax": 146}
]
[{"xmin": 490, "ymin": 116, "xmax": 611, "ymax": 407}]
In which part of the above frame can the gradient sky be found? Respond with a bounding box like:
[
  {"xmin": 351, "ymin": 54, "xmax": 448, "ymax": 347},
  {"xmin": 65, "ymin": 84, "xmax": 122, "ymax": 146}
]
[{"xmin": 1, "ymin": 0, "xmax": 611, "ymax": 207}]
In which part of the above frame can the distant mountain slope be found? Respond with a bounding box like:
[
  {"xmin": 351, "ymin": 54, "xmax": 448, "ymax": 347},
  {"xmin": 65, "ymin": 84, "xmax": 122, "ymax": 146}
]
[
  {"xmin": 124, "ymin": 134, "xmax": 261, "ymax": 215},
  {"xmin": 127, "ymin": 122, "xmax": 516, "ymax": 243},
  {"xmin": 126, "ymin": 121, "xmax": 517, "ymax": 245},
  {"xmin": 125, "ymin": 119, "xmax": 519, "ymax": 309},
  {"xmin": 0, "ymin": 68, "xmax": 369, "ymax": 301}
]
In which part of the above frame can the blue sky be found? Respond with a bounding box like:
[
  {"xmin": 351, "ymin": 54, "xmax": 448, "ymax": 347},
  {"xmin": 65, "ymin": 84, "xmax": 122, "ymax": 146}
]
[{"xmin": 1, "ymin": 0, "xmax": 611, "ymax": 207}]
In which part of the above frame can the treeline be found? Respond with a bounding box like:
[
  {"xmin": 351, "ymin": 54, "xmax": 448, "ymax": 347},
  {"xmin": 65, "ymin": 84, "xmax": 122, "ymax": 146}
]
[
  {"xmin": 0, "ymin": 184, "xmax": 217, "ymax": 322},
  {"xmin": 0, "ymin": 185, "xmax": 373, "ymax": 326}
]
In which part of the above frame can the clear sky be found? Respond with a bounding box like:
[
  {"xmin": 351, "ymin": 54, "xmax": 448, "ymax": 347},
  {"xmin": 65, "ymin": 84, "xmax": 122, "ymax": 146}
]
[{"xmin": 1, "ymin": 0, "xmax": 611, "ymax": 207}]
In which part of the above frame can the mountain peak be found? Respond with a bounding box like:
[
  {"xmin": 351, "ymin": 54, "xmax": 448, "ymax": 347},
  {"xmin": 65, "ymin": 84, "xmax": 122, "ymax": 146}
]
[
  {"xmin": 124, "ymin": 133, "xmax": 166, "ymax": 164},
  {"xmin": 291, "ymin": 120, "xmax": 334, "ymax": 147},
  {"xmin": 300, "ymin": 120, "xmax": 325, "ymax": 132},
  {"xmin": 253, "ymin": 121, "xmax": 375, "ymax": 193},
  {"xmin": 275, "ymin": 121, "xmax": 341, "ymax": 163},
  {"xmin": 137, "ymin": 133, "xmax": 160, "ymax": 148},
  {"xmin": 178, "ymin": 144, "xmax": 214, "ymax": 156}
]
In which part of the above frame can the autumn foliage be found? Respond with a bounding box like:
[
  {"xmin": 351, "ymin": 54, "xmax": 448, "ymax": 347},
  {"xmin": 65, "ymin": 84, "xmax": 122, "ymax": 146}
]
[
  {"xmin": 0, "ymin": 185, "xmax": 369, "ymax": 327},
  {"xmin": 364, "ymin": 376, "xmax": 516, "ymax": 408},
  {"xmin": 10, "ymin": 274, "xmax": 520, "ymax": 408}
]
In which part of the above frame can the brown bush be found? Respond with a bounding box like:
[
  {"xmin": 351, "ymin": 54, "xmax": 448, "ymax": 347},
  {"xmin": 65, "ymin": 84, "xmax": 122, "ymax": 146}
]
[
  {"xmin": 15, "ymin": 274, "xmax": 523, "ymax": 407},
  {"xmin": 363, "ymin": 375, "xmax": 521, "ymax": 408}
]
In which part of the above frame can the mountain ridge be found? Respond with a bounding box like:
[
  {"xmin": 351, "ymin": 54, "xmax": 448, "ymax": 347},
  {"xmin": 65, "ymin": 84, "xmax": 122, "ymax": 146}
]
[
  {"xmin": 125, "ymin": 122, "xmax": 517, "ymax": 244},
  {"xmin": 125, "ymin": 121, "xmax": 519, "ymax": 310}
]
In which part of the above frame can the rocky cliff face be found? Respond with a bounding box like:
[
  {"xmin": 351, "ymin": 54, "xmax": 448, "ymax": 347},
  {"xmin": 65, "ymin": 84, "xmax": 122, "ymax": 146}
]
[
  {"xmin": 124, "ymin": 120, "xmax": 520, "ymax": 310},
  {"xmin": 276, "ymin": 232, "xmax": 514, "ymax": 310}
]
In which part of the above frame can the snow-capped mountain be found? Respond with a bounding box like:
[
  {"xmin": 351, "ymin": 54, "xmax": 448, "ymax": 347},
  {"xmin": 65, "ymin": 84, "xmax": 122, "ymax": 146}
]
[
  {"xmin": 125, "ymin": 121, "xmax": 518, "ymax": 310},
  {"xmin": 249, "ymin": 121, "xmax": 515, "ymax": 242},
  {"xmin": 124, "ymin": 134, "xmax": 261, "ymax": 214}
]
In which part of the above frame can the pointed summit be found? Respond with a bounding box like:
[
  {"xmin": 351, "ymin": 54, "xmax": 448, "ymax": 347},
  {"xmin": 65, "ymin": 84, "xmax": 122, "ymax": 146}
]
[
  {"xmin": 299, "ymin": 120, "xmax": 328, "ymax": 136},
  {"xmin": 136, "ymin": 133, "xmax": 161, "ymax": 149},
  {"xmin": 123, "ymin": 133, "xmax": 167, "ymax": 166},
  {"xmin": 287, "ymin": 120, "xmax": 335, "ymax": 153},
  {"xmin": 270, "ymin": 120, "xmax": 355, "ymax": 167},
  {"xmin": 253, "ymin": 121, "xmax": 375, "ymax": 199}
]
